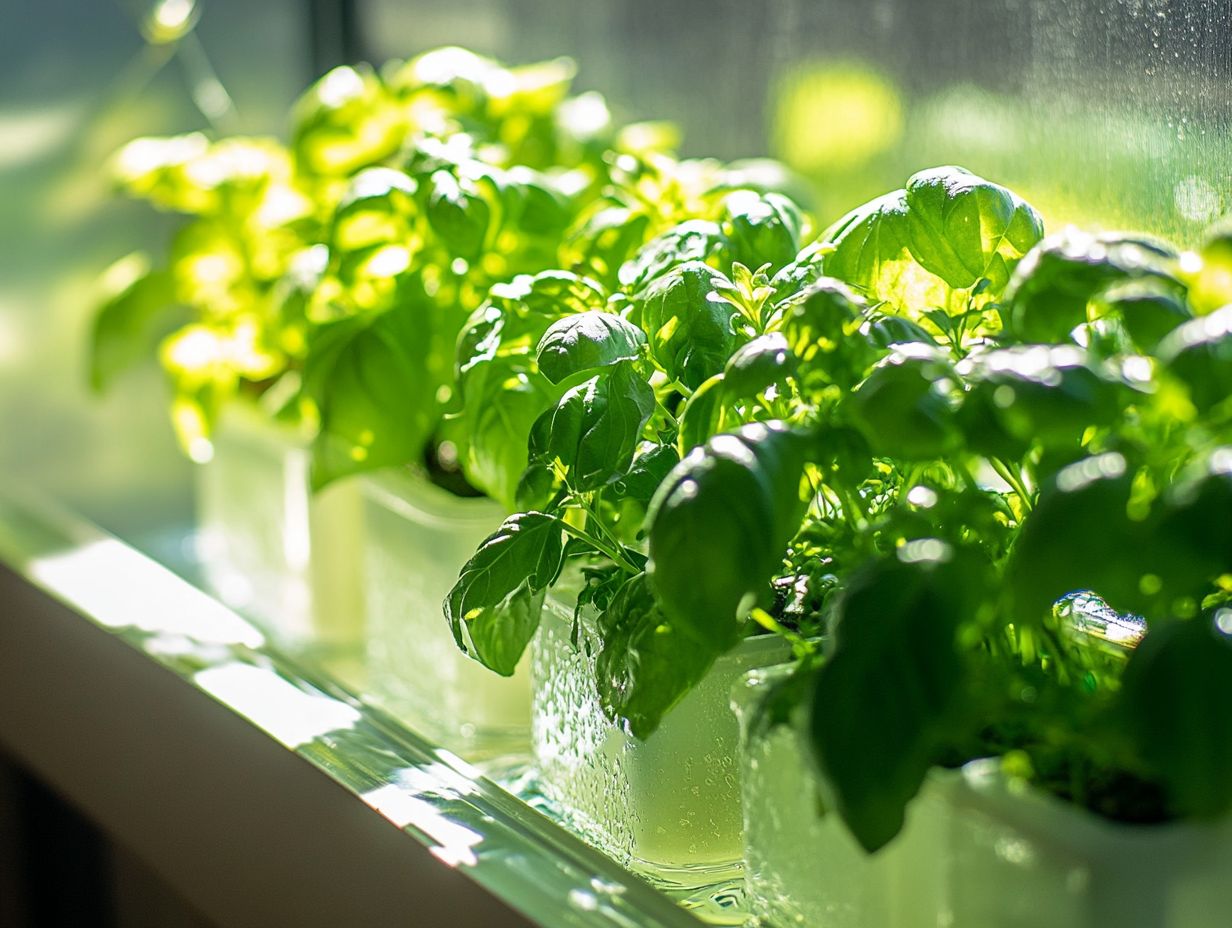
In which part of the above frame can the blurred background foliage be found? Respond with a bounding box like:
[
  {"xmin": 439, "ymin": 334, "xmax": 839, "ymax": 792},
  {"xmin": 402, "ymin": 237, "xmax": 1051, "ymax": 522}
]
[{"xmin": 3, "ymin": 0, "xmax": 1229, "ymax": 537}]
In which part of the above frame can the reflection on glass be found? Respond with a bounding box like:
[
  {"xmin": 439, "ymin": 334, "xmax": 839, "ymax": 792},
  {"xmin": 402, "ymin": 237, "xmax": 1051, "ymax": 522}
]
[
  {"xmin": 195, "ymin": 662, "xmax": 360, "ymax": 747},
  {"xmin": 29, "ymin": 537, "xmax": 263, "ymax": 647},
  {"xmin": 361, "ymin": 784, "xmax": 483, "ymax": 868},
  {"xmin": 771, "ymin": 61, "xmax": 903, "ymax": 175},
  {"xmin": 2, "ymin": 485, "xmax": 709, "ymax": 928},
  {"xmin": 359, "ymin": 0, "xmax": 1232, "ymax": 246},
  {"xmin": 397, "ymin": 759, "xmax": 483, "ymax": 800}
]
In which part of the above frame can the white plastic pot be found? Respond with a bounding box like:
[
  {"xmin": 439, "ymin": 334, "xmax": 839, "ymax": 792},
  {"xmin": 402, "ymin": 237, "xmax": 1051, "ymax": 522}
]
[
  {"xmin": 195, "ymin": 401, "xmax": 364, "ymax": 649},
  {"xmin": 532, "ymin": 596, "xmax": 789, "ymax": 892},
  {"xmin": 359, "ymin": 470, "xmax": 529, "ymax": 758}
]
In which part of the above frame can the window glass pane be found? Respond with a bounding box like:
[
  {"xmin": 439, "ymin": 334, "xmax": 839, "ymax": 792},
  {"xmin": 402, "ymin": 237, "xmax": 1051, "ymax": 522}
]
[
  {"xmin": 0, "ymin": 0, "xmax": 307, "ymax": 533},
  {"xmin": 362, "ymin": 0, "xmax": 1232, "ymax": 242}
]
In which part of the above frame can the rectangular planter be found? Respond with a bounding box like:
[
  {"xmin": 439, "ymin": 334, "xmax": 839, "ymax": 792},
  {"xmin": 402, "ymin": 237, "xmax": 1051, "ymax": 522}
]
[
  {"xmin": 733, "ymin": 665, "xmax": 948, "ymax": 928},
  {"xmin": 944, "ymin": 759, "xmax": 1232, "ymax": 928},
  {"xmin": 195, "ymin": 402, "xmax": 364, "ymax": 650},
  {"xmin": 359, "ymin": 471, "xmax": 530, "ymax": 758},
  {"xmin": 737, "ymin": 665, "xmax": 1232, "ymax": 928},
  {"xmin": 532, "ymin": 595, "xmax": 789, "ymax": 894}
]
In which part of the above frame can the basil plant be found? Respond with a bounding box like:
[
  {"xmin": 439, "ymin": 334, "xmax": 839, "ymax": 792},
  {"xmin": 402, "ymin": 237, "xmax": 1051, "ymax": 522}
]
[
  {"xmin": 91, "ymin": 47, "xmax": 673, "ymax": 490},
  {"xmin": 732, "ymin": 199, "xmax": 1232, "ymax": 852},
  {"xmin": 446, "ymin": 166, "xmax": 1045, "ymax": 739}
]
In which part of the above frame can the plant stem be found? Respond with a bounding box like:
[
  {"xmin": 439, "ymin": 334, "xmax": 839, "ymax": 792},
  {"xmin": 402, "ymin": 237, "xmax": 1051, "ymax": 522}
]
[
  {"xmin": 838, "ymin": 484, "xmax": 868, "ymax": 531},
  {"xmin": 558, "ymin": 518, "xmax": 641, "ymax": 574},
  {"xmin": 750, "ymin": 607, "xmax": 816, "ymax": 657},
  {"xmin": 803, "ymin": 467, "xmax": 828, "ymax": 519},
  {"xmin": 670, "ymin": 379, "xmax": 694, "ymax": 400},
  {"xmin": 562, "ymin": 493, "xmax": 642, "ymax": 573},
  {"xmin": 991, "ymin": 457, "xmax": 1034, "ymax": 513}
]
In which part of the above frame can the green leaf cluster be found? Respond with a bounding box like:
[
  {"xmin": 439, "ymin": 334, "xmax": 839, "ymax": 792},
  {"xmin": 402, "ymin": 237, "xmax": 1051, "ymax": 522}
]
[
  {"xmin": 447, "ymin": 172, "xmax": 827, "ymax": 736},
  {"xmin": 92, "ymin": 47, "xmax": 669, "ymax": 485},
  {"xmin": 449, "ymin": 159, "xmax": 1232, "ymax": 854},
  {"xmin": 781, "ymin": 198, "xmax": 1232, "ymax": 852}
]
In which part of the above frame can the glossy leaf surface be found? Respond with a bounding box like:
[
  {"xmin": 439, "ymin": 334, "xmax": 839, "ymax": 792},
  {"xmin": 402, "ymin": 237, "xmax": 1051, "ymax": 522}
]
[{"xmin": 445, "ymin": 512, "xmax": 564, "ymax": 675}]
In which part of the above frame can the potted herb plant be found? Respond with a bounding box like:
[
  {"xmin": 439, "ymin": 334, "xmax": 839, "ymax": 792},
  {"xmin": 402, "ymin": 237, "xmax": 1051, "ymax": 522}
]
[
  {"xmin": 91, "ymin": 47, "xmax": 671, "ymax": 752},
  {"xmin": 92, "ymin": 129, "xmax": 364, "ymax": 648},
  {"xmin": 728, "ymin": 189, "xmax": 1232, "ymax": 926},
  {"xmin": 444, "ymin": 166, "xmax": 816, "ymax": 886}
]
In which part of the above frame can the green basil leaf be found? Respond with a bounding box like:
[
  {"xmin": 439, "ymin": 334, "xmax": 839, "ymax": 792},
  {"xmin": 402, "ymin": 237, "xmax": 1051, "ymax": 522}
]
[
  {"xmin": 608, "ymin": 441, "xmax": 681, "ymax": 508},
  {"xmin": 331, "ymin": 167, "xmax": 418, "ymax": 253},
  {"xmin": 1094, "ymin": 280, "xmax": 1191, "ymax": 353},
  {"xmin": 456, "ymin": 275, "xmax": 603, "ymax": 507},
  {"xmin": 775, "ymin": 277, "xmax": 872, "ymax": 392},
  {"xmin": 1002, "ymin": 230, "xmax": 1180, "ymax": 343},
  {"xmin": 720, "ymin": 190, "xmax": 804, "ymax": 274},
  {"xmin": 675, "ymin": 373, "xmax": 726, "ymax": 457},
  {"xmin": 530, "ymin": 362, "xmax": 655, "ymax": 491},
  {"xmin": 445, "ymin": 511, "xmax": 564, "ymax": 675},
  {"xmin": 823, "ymin": 168, "xmax": 1042, "ymax": 318},
  {"xmin": 722, "ymin": 332, "xmax": 796, "ymax": 399},
  {"xmin": 1152, "ymin": 459, "xmax": 1232, "ymax": 601},
  {"xmin": 957, "ymin": 344, "xmax": 1128, "ymax": 451},
  {"xmin": 618, "ymin": 220, "xmax": 723, "ymax": 292},
  {"xmin": 1006, "ymin": 454, "xmax": 1148, "ymax": 623},
  {"xmin": 565, "ymin": 205, "xmax": 653, "ymax": 289},
  {"xmin": 498, "ymin": 168, "xmax": 573, "ymax": 241},
  {"xmin": 647, "ymin": 421, "xmax": 810, "ymax": 642},
  {"xmin": 902, "ymin": 166, "xmax": 1043, "ymax": 293},
  {"xmin": 460, "ymin": 355, "xmax": 560, "ymax": 508},
  {"xmin": 305, "ymin": 303, "xmax": 437, "ymax": 489},
  {"xmin": 860, "ymin": 310, "xmax": 937, "ymax": 349},
  {"xmin": 809, "ymin": 548, "xmax": 984, "ymax": 852},
  {"xmin": 637, "ymin": 261, "xmax": 743, "ymax": 390},
  {"xmin": 487, "ymin": 269, "xmax": 608, "ymax": 323},
  {"xmin": 1157, "ymin": 305, "xmax": 1232, "ymax": 413},
  {"xmin": 513, "ymin": 458, "xmax": 562, "ymax": 512},
  {"xmin": 90, "ymin": 257, "xmax": 180, "ymax": 393},
  {"xmin": 424, "ymin": 169, "xmax": 492, "ymax": 261},
  {"xmin": 821, "ymin": 190, "xmax": 913, "ymax": 300},
  {"xmin": 458, "ymin": 272, "xmax": 594, "ymax": 377},
  {"xmin": 113, "ymin": 133, "xmax": 213, "ymax": 213},
  {"xmin": 768, "ymin": 241, "xmax": 829, "ymax": 306},
  {"xmin": 536, "ymin": 311, "xmax": 647, "ymax": 384},
  {"xmin": 849, "ymin": 345, "xmax": 962, "ymax": 460},
  {"xmin": 595, "ymin": 572, "xmax": 722, "ymax": 739},
  {"xmin": 386, "ymin": 46, "xmax": 497, "ymax": 108},
  {"xmin": 292, "ymin": 64, "xmax": 403, "ymax": 176}
]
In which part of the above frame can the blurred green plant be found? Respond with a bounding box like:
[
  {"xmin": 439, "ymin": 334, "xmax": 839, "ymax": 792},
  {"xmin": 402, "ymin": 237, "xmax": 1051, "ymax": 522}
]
[{"xmin": 91, "ymin": 47, "xmax": 676, "ymax": 490}]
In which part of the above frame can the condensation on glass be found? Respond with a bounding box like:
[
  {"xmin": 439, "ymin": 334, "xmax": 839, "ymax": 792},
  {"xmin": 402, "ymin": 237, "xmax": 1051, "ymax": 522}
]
[{"xmin": 363, "ymin": 0, "xmax": 1232, "ymax": 245}]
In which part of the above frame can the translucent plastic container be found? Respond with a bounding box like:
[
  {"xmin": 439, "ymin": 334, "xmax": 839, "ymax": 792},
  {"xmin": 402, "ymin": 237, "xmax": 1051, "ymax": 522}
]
[
  {"xmin": 532, "ymin": 597, "xmax": 789, "ymax": 892},
  {"xmin": 195, "ymin": 402, "xmax": 364, "ymax": 650},
  {"xmin": 944, "ymin": 759, "xmax": 1232, "ymax": 928},
  {"xmin": 360, "ymin": 471, "xmax": 530, "ymax": 758},
  {"xmin": 733, "ymin": 665, "xmax": 948, "ymax": 928},
  {"xmin": 737, "ymin": 664, "xmax": 1232, "ymax": 928}
]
